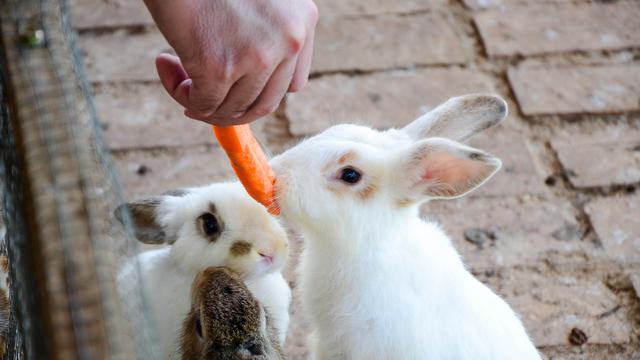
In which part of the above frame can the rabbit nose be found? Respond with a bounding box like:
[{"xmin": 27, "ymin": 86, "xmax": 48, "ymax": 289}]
[{"xmin": 246, "ymin": 343, "xmax": 263, "ymax": 356}]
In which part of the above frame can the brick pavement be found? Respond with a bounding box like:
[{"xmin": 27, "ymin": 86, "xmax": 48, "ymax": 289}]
[{"xmin": 73, "ymin": 0, "xmax": 640, "ymax": 358}]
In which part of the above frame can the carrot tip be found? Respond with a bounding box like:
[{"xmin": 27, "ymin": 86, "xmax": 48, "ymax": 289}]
[
  {"xmin": 268, "ymin": 205, "xmax": 281, "ymax": 216},
  {"xmin": 212, "ymin": 124, "xmax": 280, "ymax": 216}
]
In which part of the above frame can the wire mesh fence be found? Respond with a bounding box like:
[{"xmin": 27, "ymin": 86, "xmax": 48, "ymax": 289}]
[{"xmin": 0, "ymin": 0, "xmax": 158, "ymax": 358}]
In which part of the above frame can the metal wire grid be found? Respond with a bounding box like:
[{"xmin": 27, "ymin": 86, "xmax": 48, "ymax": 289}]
[
  {"xmin": 0, "ymin": 68, "xmax": 25, "ymax": 360},
  {"xmin": 0, "ymin": 0, "xmax": 158, "ymax": 358}
]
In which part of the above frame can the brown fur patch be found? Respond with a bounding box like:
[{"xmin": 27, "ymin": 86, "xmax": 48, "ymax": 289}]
[
  {"xmin": 208, "ymin": 203, "xmax": 218, "ymax": 216},
  {"xmin": 338, "ymin": 151, "xmax": 356, "ymax": 165},
  {"xmin": 179, "ymin": 308, "xmax": 201, "ymax": 360},
  {"xmin": 397, "ymin": 198, "xmax": 414, "ymax": 207},
  {"xmin": 358, "ymin": 182, "xmax": 378, "ymax": 200},
  {"xmin": 129, "ymin": 198, "xmax": 161, "ymax": 229},
  {"xmin": 0, "ymin": 256, "xmax": 7, "ymax": 274},
  {"xmin": 115, "ymin": 198, "xmax": 168, "ymax": 244},
  {"xmin": 322, "ymin": 151, "xmax": 357, "ymax": 175},
  {"xmin": 230, "ymin": 240, "xmax": 252, "ymax": 257},
  {"xmin": 0, "ymin": 286, "xmax": 9, "ymax": 350},
  {"xmin": 325, "ymin": 184, "xmax": 345, "ymax": 197}
]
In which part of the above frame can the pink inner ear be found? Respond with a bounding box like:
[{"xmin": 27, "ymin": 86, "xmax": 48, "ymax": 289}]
[
  {"xmin": 420, "ymin": 153, "xmax": 470, "ymax": 184},
  {"xmin": 418, "ymin": 152, "xmax": 488, "ymax": 192}
]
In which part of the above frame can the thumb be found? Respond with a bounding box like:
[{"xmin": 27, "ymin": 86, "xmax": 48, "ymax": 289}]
[{"xmin": 155, "ymin": 53, "xmax": 191, "ymax": 109}]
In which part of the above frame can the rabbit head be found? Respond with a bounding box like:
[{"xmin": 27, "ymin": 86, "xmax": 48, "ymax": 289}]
[
  {"xmin": 115, "ymin": 182, "xmax": 288, "ymax": 279},
  {"xmin": 272, "ymin": 94, "xmax": 507, "ymax": 230},
  {"xmin": 180, "ymin": 267, "xmax": 282, "ymax": 360}
]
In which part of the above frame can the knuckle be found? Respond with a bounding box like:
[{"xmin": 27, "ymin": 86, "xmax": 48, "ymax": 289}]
[
  {"xmin": 281, "ymin": 19, "xmax": 309, "ymax": 56},
  {"xmin": 213, "ymin": 64, "xmax": 234, "ymax": 81},
  {"xmin": 198, "ymin": 56, "xmax": 233, "ymax": 81},
  {"xmin": 251, "ymin": 50, "xmax": 273, "ymax": 71},
  {"xmin": 285, "ymin": 32, "xmax": 305, "ymax": 55}
]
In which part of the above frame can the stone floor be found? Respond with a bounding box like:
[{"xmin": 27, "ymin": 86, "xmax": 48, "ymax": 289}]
[{"xmin": 71, "ymin": 0, "xmax": 640, "ymax": 358}]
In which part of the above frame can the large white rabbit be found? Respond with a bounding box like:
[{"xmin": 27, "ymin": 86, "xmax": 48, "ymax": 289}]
[
  {"xmin": 272, "ymin": 94, "xmax": 540, "ymax": 360},
  {"xmin": 116, "ymin": 182, "xmax": 291, "ymax": 359}
]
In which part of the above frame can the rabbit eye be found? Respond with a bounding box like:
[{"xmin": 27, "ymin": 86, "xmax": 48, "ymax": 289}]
[
  {"xmin": 195, "ymin": 313, "xmax": 203, "ymax": 339},
  {"xmin": 200, "ymin": 213, "xmax": 220, "ymax": 236},
  {"xmin": 339, "ymin": 167, "xmax": 362, "ymax": 185}
]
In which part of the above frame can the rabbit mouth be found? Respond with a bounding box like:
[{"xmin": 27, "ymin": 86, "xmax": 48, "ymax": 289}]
[{"xmin": 258, "ymin": 251, "xmax": 274, "ymax": 266}]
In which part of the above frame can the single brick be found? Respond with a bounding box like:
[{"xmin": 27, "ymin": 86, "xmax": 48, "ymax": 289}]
[
  {"xmin": 467, "ymin": 139, "xmax": 548, "ymax": 197},
  {"xmin": 315, "ymin": 0, "xmax": 446, "ymax": 16},
  {"xmin": 94, "ymin": 84, "xmax": 216, "ymax": 149},
  {"xmin": 424, "ymin": 197, "xmax": 603, "ymax": 271},
  {"xmin": 508, "ymin": 64, "xmax": 640, "ymax": 115},
  {"xmin": 312, "ymin": 13, "xmax": 467, "ymax": 73},
  {"xmin": 585, "ymin": 195, "xmax": 640, "ymax": 264},
  {"xmin": 475, "ymin": 2, "xmax": 640, "ymax": 57},
  {"xmin": 80, "ymin": 30, "xmax": 170, "ymax": 83},
  {"xmin": 478, "ymin": 269, "xmax": 635, "ymax": 346},
  {"xmin": 70, "ymin": 0, "xmax": 153, "ymax": 29},
  {"xmin": 113, "ymin": 146, "xmax": 235, "ymax": 199},
  {"xmin": 286, "ymin": 69, "xmax": 495, "ymax": 136},
  {"xmin": 552, "ymin": 131, "xmax": 640, "ymax": 188}
]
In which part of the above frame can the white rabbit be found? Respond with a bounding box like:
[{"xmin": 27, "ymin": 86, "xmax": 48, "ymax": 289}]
[
  {"xmin": 115, "ymin": 182, "xmax": 291, "ymax": 359},
  {"xmin": 272, "ymin": 94, "xmax": 541, "ymax": 360}
]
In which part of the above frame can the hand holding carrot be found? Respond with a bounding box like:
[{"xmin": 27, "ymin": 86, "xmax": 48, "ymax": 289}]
[{"xmin": 144, "ymin": 0, "xmax": 318, "ymax": 126}]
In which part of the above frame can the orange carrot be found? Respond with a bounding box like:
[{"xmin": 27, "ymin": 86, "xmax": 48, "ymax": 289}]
[{"xmin": 212, "ymin": 124, "xmax": 280, "ymax": 215}]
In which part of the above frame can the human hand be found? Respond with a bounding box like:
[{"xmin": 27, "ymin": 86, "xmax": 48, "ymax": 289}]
[{"xmin": 144, "ymin": 0, "xmax": 318, "ymax": 126}]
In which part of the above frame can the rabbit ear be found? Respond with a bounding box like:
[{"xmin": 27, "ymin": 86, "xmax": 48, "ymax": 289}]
[
  {"xmin": 402, "ymin": 94, "xmax": 507, "ymax": 142},
  {"xmin": 395, "ymin": 138, "xmax": 501, "ymax": 203},
  {"xmin": 115, "ymin": 197, "xmax": 174, "ymax": 244}
]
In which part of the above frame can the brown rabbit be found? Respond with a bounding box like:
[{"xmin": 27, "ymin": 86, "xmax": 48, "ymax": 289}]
[{"xmin": 180, "ymin": 267, "xmax": 283, "ymax": 360}]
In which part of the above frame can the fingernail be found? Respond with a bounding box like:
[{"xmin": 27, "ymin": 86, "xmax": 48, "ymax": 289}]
[
  {"xmin": 231, "ymin": 111, "xmax": 245, "ymax": 119},
  {"xmin": 186, "ymin": 109, "xmax": 213, "ymax": 118}
]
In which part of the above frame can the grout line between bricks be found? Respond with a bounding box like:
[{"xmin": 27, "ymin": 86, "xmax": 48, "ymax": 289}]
[
  {"xmin": 527, "ymin": 110, "xmax": 640, "ymax": 124},
  {"xmin": 76, "ymin": 24, "xmax": 157, "ymax": 36},
  {"xmin": 307, "ymin": 63, "xmax": 469, "ymax": 80},
  {"xmin": 109, "ymin": 143, "xmax": 219, "ymax": 157},
  {"xmin": 541, "ymin": 141, "xmax": 600, "ymax": 244}
]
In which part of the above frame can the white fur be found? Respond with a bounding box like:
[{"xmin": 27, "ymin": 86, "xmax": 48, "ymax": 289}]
[
  {"xmin": 272, "ymin": 94, "xmax": 540, "ymax": 359},
  {"xmin": 117, "ymin": 182, "xmax": 291, "ymax": 359}
]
